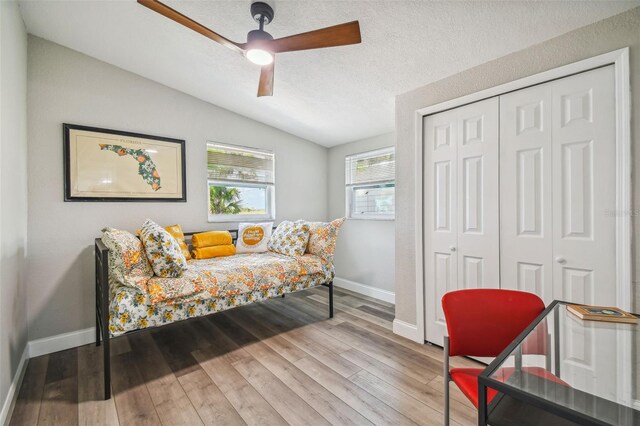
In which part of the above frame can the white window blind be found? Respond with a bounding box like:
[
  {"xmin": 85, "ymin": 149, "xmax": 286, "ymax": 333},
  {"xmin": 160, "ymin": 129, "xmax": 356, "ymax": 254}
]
[
  {"xmin": 345, "ymin": 147, "xmax": 395, "ymax": 219},
  {"xmin": 207, "ymin": 143, "xmax": 274, "ymax": 185}
]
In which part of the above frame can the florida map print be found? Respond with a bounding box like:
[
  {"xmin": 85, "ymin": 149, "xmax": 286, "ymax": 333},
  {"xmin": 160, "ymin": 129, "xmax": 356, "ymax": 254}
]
[{"xmin": 99, "ymin": 144, "xmax": 161, "ymax": 191}]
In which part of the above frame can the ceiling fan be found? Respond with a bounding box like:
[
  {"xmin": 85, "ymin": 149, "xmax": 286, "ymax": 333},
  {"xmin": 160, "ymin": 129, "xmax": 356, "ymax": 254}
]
[{"xmin": 137, "ymin": 0, "xmax": 362, "ymax": 97}]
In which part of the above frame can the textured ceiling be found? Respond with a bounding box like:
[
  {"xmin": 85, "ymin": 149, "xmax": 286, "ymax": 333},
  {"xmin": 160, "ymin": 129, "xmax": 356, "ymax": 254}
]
[{"xmin": 19, "ymin": 0, "xmax": 639, "ymax": 146}]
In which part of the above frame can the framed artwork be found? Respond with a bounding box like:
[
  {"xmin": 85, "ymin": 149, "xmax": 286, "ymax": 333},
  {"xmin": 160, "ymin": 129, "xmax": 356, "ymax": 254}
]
[{"xmin": 63, "ymin": 123, "xmax": 186, "ymax": 202}]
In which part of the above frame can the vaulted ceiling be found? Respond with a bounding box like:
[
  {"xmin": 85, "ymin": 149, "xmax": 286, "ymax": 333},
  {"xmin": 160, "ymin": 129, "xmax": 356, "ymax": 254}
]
[{"xmin": 19, "ymin": 0, "xmax": 639, "ymax": 146}]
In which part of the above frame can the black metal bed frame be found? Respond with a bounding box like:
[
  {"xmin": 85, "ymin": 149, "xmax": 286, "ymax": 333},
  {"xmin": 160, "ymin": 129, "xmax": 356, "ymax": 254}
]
[{"xmin": 95, "ymin": 229, "xmax": 334, "ymax": 400}]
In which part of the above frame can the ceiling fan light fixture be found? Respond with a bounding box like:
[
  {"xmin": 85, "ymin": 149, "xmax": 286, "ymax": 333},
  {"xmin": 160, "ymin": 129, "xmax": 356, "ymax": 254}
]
[
  {"xmin": 245, "ymin": 29, "xmax": 274, "ymax": 65},
  {"xmin": 246, "ymin": 48, "xmax": 274, "ymax": 65}
]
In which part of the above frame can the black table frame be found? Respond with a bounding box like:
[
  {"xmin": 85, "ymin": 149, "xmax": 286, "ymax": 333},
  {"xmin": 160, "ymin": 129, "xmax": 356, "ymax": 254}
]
[{"xmin": 477, "ymin": 300, "xmax": 639, "ymax": 426}]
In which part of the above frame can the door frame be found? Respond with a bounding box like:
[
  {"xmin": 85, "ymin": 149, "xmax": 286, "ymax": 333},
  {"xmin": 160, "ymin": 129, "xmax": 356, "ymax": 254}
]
[{"xmin": 412, "ymin": 47, "xmax": 632, "ymax": 344}]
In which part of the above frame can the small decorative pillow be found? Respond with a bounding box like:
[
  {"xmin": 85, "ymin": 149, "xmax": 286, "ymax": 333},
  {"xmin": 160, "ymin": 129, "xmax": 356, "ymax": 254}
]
[
  {"xmin": 267, "ymin": 220, "xmax": 310, "ymax": 257},
  {"xmin": 101, "ymin": 227, "xmax": 153, "ymax": 292},
  {"xmin": 139, "ymin": 219, "xmax": 188, "ymax": 278},
  {"xmin": 164, "ymin": 224, "xmax": 192, "ymax": 260},
  {"xmin": 236, "ymin": 222, "xmax": 273, "ymax": 253},
  {"xmin": 192, "ymin": 245, "xmax": 236, "ymax": 259},
  {"xmin": 192, "ymin": 231, "xmax": 233, "ymax": 248},
  {"xmin": 304, "ymin": 217, "xmax": 346, "ymax": 262}
]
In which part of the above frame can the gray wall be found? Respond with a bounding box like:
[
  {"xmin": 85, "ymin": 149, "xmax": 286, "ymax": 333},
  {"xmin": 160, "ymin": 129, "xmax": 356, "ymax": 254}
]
[
  {"xmin": 27, "ymin": 36, "xmax": 329, "ymax": 341},
  {"xmin": 394, "ymin": 7, "xmax": 640, "ymax": 326},
  {"xmin": 0, "ymin": 0, "xmax": 29, "ymax": 418},
  {"xmin": 328, "ymin": 133, "xmax": 395, "ymax": 294}
]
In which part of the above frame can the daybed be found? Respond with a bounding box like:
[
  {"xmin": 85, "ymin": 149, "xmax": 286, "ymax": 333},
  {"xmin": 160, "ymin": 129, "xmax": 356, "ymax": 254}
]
[{"xmin": 94, "ymin": 227, "xmax": 335, "ymax": 400}]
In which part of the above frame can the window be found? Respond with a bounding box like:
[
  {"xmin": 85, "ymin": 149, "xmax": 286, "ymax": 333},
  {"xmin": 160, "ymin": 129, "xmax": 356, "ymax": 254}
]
[
  {"xmin": 345, "ymin": 147, "xmax": 395, "ymax": 220},
  {"xmin": 207, "ymin": 142, "xmax": 275, "ymax": 222}
]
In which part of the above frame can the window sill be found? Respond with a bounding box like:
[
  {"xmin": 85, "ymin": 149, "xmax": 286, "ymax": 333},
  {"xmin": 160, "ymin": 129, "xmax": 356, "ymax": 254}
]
[
  {"xmin": 208, "ymin": 215, "xmax": 275, "ymax": 223},
  {"xmin": 347, "ymin": 216, "xmax": 395, "ymax": 221}
]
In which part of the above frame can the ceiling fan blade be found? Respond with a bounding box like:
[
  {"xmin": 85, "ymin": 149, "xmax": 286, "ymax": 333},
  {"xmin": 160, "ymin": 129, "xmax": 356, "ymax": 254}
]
[
  {"xmin": 257, "ymin": 60, "xmax": 275, "ymax": 97},
  {"xmin": 138, "ymin": 0, "xmax": 244, "ymax": 54},
  {"xmin": 270, "ymin": 21, "xmax": 361, "ymax": 53}
]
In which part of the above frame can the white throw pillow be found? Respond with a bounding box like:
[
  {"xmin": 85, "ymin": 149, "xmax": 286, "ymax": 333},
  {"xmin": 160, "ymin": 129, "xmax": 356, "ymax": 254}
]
[{"xmin": 236, "ymin": 222, "xmax": 273, "ymax": 253}]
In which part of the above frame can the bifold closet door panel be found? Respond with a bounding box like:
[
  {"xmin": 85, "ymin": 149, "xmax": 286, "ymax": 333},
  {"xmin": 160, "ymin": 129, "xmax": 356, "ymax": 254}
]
[
  {"xmin": 552, "ymin": 66, "xmax": 617, "ymax": 398},
  {"xmin": 456, "ymin": 97, "xmax": 500, "ymax": 290},
  {"xmin": 424, "ymin": 97, "xmax": 499, "ymax": 345},
  {"xmin": 499, "ymin": 83, "xmax": 554, "ymax": 303},
  {"xmin": 424, "ymin": 107, "xmax": 459, "ymax": 344},
  {"xmin": 551, "ymin": 65, "xmax": 616, "ymax": 307}
]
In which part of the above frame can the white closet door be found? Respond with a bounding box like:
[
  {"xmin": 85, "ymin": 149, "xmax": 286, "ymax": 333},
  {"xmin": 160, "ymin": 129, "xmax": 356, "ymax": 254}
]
[
  {"xmin": 424, "ymin": 97, "xmax": 499, "ymax": 345},
  {"xmin": 501, "ymin": 66, "xmax": 617, "ymax": 398},
  {"xmin": 500, "ymin": 66, "xmax": 616, "ymax": 307},
  {"xmin": 551, "ymin": 65, "xmax": 616, "ymax": 306},
  {"xmin": 500, "ymin": 83, "xmax": 554, "ymax": 302},
  {"xmin": 457, "ymin": 99, "xmax": 500, "ymax": 290},
  {"xmin": 552, "ymin": 66, "xmax": 617, "ymax": 399},
  {"xmin": 424, "ymin": 107, "xmax": 458, "ymax": 345}
]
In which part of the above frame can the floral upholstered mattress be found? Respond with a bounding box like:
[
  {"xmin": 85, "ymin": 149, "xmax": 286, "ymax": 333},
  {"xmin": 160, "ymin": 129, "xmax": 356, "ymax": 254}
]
[{"xmin": 109, "ymin": 252, "xmax": 333, "ymax": 336}]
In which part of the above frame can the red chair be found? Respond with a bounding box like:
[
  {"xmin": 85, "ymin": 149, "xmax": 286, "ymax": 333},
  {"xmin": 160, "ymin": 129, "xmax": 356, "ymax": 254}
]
[{"xmin": 441, "ymin": 289, "xmax": 545, "ymax": 425}]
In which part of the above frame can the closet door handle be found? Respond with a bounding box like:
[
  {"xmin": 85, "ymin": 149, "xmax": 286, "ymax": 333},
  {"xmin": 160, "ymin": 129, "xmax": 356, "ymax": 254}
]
[
  {"xmin": 555, "ymin": 256, "xmax": 566, "ymax": 264},
  {"xmin": 449, "ymin": 245, "xmax": 456, "ymax": 252}
]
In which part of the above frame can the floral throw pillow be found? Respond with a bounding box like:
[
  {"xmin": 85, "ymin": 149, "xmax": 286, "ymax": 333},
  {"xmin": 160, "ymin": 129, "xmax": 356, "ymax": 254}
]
[
  {"xmin": 139, "ymin": 219, "xmax": 188, "ymax": 278},
  {"xmin": 303, "ymin": 217, "xmax": 346, "ymax": 262},
  {"xmin": 101, "ymin": 227, "xmax": 153, "ymax": 292},
  {"xmin": 267, "ymin": 220, "xmax": 310, "ymax": 257}
]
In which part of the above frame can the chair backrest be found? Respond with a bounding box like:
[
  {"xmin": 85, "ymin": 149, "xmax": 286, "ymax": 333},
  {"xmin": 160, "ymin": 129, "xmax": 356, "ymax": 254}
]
[{"xmin": 442, "ymin": 289, "xmax": 545, "ymax": 357}]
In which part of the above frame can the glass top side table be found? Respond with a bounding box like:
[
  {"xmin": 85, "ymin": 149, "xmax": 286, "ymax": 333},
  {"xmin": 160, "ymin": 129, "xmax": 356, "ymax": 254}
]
[{"xmin": 478, "ymin": 300, "xmax": 640, "ymax": 426}]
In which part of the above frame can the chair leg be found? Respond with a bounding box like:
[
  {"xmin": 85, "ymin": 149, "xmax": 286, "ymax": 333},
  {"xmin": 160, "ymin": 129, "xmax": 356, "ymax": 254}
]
[
  {"xmin": 444, "ymin": 336, "xmax": 450, "ymax": 426},
  {"xmin": 545, "ymin": 332, "xmax": 552, "ymax": 371}
]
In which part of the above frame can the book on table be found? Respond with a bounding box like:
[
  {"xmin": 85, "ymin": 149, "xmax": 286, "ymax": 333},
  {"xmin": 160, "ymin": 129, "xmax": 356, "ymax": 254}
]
[{"xmin": 566, "ymin": 304, "xmax": 638, "ymax": 324}]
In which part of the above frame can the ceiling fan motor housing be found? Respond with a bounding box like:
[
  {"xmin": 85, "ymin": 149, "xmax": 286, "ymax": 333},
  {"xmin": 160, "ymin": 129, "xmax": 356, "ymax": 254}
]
[
  {"xmin": 251, "ymin": 2, "xmax": 274, "ymax": 25},
  {"xmin": 247, "ymin": 29, "xmax": 274, "ymax": 49}
]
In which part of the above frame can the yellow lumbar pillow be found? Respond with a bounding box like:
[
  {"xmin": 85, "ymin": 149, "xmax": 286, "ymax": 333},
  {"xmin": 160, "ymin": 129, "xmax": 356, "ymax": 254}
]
[
  {"xmin": 192, "ymin": 231, "xmax": 233, "ymax": 248},
  {"xmin": 192, "ymin": 245, "xmax": 236, "ymax": 259}
]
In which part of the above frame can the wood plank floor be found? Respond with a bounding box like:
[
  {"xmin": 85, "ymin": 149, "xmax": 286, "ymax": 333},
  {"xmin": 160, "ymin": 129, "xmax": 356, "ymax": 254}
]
[{"xmin": 9, "ymin": 287, "xmax": 481, "ymax": 426}]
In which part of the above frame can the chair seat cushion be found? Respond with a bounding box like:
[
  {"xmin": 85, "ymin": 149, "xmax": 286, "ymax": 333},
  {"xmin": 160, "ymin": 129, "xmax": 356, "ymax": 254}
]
[
  {"xmin": 450, "ymin": 366, "xmax": 567, "ymax": 408},
  {"xmin": 450, "ymin": 368, "xmax": 498, "ymax": 408}
]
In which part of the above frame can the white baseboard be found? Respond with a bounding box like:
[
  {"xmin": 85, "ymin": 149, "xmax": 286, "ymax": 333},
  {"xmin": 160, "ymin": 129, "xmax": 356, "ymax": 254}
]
[
  {"xmin": 1, "ymin": 346, "xmax": 28, "ymax": 426},
  {"xmin": 393, "ymin": 319, "xmax": 422, "ymax": 343},
  {"xmin": 333, "ymin": 277, "xmax": 395, "ymax": 304},
  {"xmin": 28, "ymin": 327, "xmax": 95, "ymax": 358}
]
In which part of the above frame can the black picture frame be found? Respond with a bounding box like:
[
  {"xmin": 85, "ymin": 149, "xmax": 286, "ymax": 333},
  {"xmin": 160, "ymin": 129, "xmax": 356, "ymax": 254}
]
[{"xmin": 63, "ymin": 123, "xmax": 187, "ymax": 202}]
